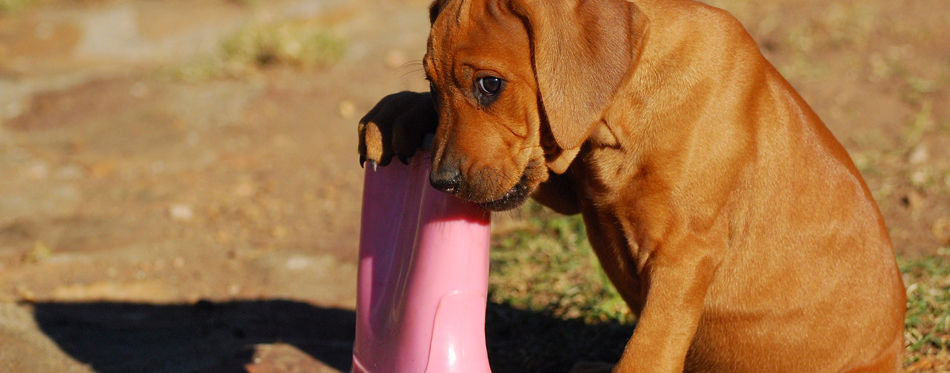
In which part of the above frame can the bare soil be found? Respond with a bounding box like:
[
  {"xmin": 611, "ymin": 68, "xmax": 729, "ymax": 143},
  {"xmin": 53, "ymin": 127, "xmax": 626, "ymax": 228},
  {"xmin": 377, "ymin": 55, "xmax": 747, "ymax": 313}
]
[{"xmin": 0, "ymin": 0, "xmax": 947, "ymax": 371}]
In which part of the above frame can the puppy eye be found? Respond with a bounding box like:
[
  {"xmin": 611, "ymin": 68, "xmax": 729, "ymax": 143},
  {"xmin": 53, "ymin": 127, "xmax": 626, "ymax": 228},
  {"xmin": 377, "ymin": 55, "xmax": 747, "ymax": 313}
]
[{"xmin": 477, "ymin": 76, "xmax": 503, "ymax": 96}]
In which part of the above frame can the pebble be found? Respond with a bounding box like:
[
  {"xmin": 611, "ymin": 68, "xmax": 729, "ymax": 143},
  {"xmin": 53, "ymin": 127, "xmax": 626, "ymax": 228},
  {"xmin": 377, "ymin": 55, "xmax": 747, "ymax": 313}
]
[
  {"xmin": 285, "ymin": 256, "xmax": 311, "ymax": 271},
  {"xmin": 169, "ymin": 204, "xmax": 194, "ymax": 221},
  {"xmin": 909, "ymin": 169, "xmax": 929, "ymax": 187},
  {"xmin": 15, "ymin": 284, "xmax": 35, "ymax": 302},
  {"xmin": 903, "ymin": 191, "xmax": 925, "ymax": 211},
  {"xmin": 28, "ymin": 163, "xmax": 49, "ymax": 180},
  {"xmin": 233, "ymin": 182, "xmax": 257, "ymax": 198},
  {"xmin": 908, "ymin": 145, "xmax": 929, "ymax": 165},
  {"xmin": 5, "ymin": 101, "xmax": 25, "ymax": 119},
  {"xmin": 338, "ymin": 100, "xmax": 357, "ymax": 119}
]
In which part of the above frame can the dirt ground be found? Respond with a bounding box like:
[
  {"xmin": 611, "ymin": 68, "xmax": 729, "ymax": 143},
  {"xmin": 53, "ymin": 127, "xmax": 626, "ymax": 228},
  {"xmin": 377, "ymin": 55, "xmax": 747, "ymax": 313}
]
[{"xmin": 0, "ymin": 0, "xmax": 947, "ymax": 372}]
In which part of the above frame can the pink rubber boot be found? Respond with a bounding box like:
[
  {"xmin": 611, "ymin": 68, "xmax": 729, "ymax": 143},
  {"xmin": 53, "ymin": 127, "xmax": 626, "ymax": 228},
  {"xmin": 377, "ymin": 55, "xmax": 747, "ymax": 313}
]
[{"xmin": 352, "ymin": 151, "xmax": 493, "ymax": 373}]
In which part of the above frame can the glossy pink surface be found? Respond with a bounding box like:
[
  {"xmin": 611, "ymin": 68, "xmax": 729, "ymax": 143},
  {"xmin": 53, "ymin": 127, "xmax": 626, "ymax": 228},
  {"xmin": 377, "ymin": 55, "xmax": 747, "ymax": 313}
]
[{"xmin": 352, "ymin": 153, "xmax": 492, "ymax": 373}]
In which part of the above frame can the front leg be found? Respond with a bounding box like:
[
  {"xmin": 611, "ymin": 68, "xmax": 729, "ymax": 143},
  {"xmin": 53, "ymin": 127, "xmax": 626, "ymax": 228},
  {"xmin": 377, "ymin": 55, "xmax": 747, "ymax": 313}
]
[
  {"xmin": 531, "ymin": 171, "xmax": 582, "ymax": 215},
  {"xmin": 615, "ymin": 231, "xmax": 723, "ymax": 373}
]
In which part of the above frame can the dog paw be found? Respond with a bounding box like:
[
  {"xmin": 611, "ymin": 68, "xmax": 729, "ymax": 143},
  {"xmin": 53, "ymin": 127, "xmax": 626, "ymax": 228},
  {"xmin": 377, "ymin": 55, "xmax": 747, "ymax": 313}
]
[
  {"xmin": 357, "ymin": 91, "xmax": 438, "ymax": 169},
  {"xmin": 569, "ymin": 361, "xmax": 615, "ymax": 373}
]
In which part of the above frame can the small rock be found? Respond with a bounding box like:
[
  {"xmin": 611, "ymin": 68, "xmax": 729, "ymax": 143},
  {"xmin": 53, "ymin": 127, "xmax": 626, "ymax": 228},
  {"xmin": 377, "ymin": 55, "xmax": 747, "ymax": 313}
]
[
  {"xmin": 5, "ymin": 100, "xmax": 25, "ymax": 119},
  {"xmin": 908, "ymin": 145, "xmax": 929, "ymax": 165},
  {"xmin": 233, "ymin": 182, "xmax": 257, "ymax": 198},
  {"xmin": 285, "ymin": 256, "xmax": 311, "ymax": 271},
  {"xmin": 28, "ymin": 163, "xmax": 49, "ymax": 180},
  {"xmin": 169, "ymin": 204, "xmax": 194, "ymax": 221},
  {"xmin": 909, "ymin": 169, "xmax": 930, "ymax": 187},
  {"xmin": 15, "ymin": 284, "xmax": 35, "ymax": 302},
  {"xmin": 852, "ymin": 153, "xmax": 870, "ymax": 172},
  {"xmin": 245, "ymin": 343, "xmax": 336, "ymax": 373},
  {"xmin": 901, "ymin": 191, "xmax": 925, "ymax": 211},
  {"xmin": 338, "ymin": 100, "xmax": 357, "ymax": 119}
]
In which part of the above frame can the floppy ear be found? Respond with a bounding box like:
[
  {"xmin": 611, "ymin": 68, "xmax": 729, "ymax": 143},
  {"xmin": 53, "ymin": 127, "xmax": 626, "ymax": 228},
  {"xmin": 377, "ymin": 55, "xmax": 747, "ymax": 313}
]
[
  {"xmin": 429, "ymin": 0, "xmax": 448, "ymax": 24},
  {"xmin": 511, "ymin": 0, "xmax": 649, "ymax": 150}
]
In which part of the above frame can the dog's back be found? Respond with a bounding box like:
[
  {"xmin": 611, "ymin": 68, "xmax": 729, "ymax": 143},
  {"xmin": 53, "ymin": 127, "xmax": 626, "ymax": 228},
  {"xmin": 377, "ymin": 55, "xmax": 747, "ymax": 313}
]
[{"xmin": 626, "ymin": 1, "xmax": 906, "ymax": 371}]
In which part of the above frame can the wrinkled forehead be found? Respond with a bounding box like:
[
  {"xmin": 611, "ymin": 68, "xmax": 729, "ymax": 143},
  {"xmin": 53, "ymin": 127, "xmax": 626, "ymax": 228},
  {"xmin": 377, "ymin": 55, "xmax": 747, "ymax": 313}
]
[
  {"xmin": 428, "ymin": 0, "xmax": 473, "ymax": 40},
  {"xmin": 425, "ymin": 0, "xmax": 526, "ymax": 70}
]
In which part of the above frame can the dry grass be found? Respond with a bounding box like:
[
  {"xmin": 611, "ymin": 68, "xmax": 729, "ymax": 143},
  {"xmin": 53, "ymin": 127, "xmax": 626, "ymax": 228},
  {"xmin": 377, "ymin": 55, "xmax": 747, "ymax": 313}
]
[
  {"xmin": 168, "ymin": 19, "xmax": 344, "ymax": 82},
  {"xmin": 901, "ymin": 247, "xmax": 950, "ymax": 370},
  {"xmin": 0, "ymin": 0, "xmax": 116, "ymax": 14},
  {"xmin": 487, "ymin": 202, "xmax": 634, "ymax": 371},
  {"xmin": 0, "ymin": 0, "xmax": 34, "ymax": 14},
  {"xmin": 221, "ymin": 20, "xmax": 344, "ymax": 70},
  {"xmin": 489, "ymin": 202, "xmax": 632, "ymax": 324}
]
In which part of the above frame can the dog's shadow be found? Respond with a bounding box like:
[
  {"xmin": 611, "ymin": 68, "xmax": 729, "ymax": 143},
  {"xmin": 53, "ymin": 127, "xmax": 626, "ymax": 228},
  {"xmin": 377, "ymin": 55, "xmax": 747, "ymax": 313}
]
[{"xmin": 32, "ymin": 299, "xmax": 634, "ymax": 373}]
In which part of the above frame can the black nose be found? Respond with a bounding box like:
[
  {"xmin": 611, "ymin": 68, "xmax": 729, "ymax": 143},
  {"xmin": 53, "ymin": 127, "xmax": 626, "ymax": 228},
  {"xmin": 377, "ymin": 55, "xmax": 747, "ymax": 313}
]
[{"xmin": 430, "ymin": 166, "xmax": 462, "ymax": 194}]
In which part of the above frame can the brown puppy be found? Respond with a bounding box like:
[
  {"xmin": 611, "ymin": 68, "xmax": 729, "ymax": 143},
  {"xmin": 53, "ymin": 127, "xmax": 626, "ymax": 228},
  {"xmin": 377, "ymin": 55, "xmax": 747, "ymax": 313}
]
[{"xmin": 358, "ymin": 0, "xmax": 907, "ymax": 371}]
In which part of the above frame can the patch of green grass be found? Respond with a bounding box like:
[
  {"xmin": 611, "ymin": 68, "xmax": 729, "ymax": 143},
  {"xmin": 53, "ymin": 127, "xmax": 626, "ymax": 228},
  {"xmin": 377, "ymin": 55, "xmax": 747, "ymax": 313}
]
[
  {"xmin": 226, "ymin": 0, "xmax": 258, "ymax": 6},
  {"xmin": 166, "ymin": 20, "xmax": 344, "ymax": 82},
  {"xmin": 489, "ymin": 202, "xmax": 632, "ymax": 324},
  {"xmin": 900, "ymin": 247, "xmax": 950, "ymax": 366},
  {"xmin": 776, "ymin": 55, "xmax": 830, "ymax": 81},
  {"xmin": 221, "ymin": 20, "xmax": 344, "ymax": 70},
  {"xmin": 0, "ymin": 0, "xmax": 34, "ymax": 14},
  {"xmin": 0, "ymin": 0, "xmax": 114, "ymax": 14},
  {"xmin": 904, "ymin": 100, "xmax": 935, "ymax": 146}
]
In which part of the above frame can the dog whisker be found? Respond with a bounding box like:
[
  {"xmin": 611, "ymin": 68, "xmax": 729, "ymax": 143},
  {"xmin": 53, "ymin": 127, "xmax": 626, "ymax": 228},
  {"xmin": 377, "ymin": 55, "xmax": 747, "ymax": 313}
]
[
  {"xmin": 398, "ymin": 69, "xmax": 427, "ymax": 80},
  {"xmin": 398, "ymin": 60, "xmax": 424, "ymax": 69},
  {"xmin": 396, "ymin": 61, "xmax": 425, "ymax": 74}
]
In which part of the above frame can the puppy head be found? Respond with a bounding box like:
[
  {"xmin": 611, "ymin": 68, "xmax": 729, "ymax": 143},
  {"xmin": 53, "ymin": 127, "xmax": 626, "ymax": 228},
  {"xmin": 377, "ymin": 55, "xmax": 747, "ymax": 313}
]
[{"xmin": 424, "ymin": 0, "xmax": 648, "ymax": 211}]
